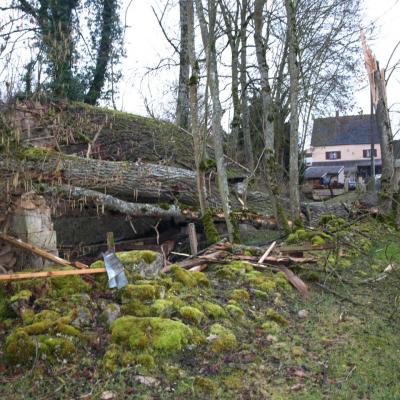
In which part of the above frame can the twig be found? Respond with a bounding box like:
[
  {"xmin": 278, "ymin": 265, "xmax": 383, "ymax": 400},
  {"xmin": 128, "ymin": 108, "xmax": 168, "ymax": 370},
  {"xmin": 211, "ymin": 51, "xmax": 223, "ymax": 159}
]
[{"xmin": 315, "ymin": 282, "xmax": 361, "ymax": 305}]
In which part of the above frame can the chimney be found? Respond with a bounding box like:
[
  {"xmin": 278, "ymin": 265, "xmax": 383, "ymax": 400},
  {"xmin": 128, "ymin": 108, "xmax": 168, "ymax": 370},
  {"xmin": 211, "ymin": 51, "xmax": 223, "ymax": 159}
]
[{"xmin": 335, "ymin": 110, "xmax": 339, "ymax": 118}]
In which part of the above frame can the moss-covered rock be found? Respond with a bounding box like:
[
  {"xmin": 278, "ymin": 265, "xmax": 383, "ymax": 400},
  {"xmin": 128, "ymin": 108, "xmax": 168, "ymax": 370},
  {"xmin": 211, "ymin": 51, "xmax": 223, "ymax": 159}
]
[
  {"xmin": 203, "ymin": 301, "xmax": 227, "ymax": 319},
  {"xmin": 121, "ymin": 299, "xmax": 152, "ymax": 317},
  {"xmin": 120, "ymin": 284, "xmax": 160, "ymax": 302},
  {"xmin": 179, "ymin": 306, "xmax": 205, "ymax": 325},
  {"xmin": 262, "ymin": 321, "xmax": 281, "ymax": 334},
  {"xmin": 4, "ymin": 330, "xmax": 35, "ymax": 364},
  {"xmin": 111, "ymin": 316, "xmax": 193, "ymax": 354},
  {"xmin": 230, "ymin": 289, "xmax": 250, "ymax": 302},
  {"xmin": 170, "ymin": 265, "xmax": 197, "ymax": 287},
  {"xmin": 266, "ymin": 308, "xmax": 288, "ymax": 325},
  {"xmin": 194, "ymin": 376, "xmax": 217, "ymax": 395},
  {"xmin": 151, "ymin": 299, "xmax": 175, "ymax": 317},
  {"xmin": 208, "ymin": 323, "xmax": 237, "ymax": 353},
  {"xmin": 226, "ymin": 304, "xmax": 244, "ymax": 320}
]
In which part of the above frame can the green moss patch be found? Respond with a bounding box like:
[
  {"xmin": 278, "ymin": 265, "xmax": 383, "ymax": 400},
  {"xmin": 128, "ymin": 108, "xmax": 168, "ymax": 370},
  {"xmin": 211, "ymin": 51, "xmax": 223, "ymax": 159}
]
[{"xmin": 111, "ymin": 316, "xmax": 193, "ymax": 354}]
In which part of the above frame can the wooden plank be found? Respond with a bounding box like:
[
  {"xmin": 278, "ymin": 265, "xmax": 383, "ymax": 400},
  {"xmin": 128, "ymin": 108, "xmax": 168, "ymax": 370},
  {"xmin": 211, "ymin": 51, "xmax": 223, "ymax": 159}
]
[
  {"xmin": 0, "ymin": 268, "xmax": 106, "ymax": 281},
  {"xmin": 258, "ymin": 241, "xmax": 276, "ymax": 264},
  {"xmin": 0, "ymin": 233, "xmax": 88, "ymax": 269},
  {"xmin": 279, "ymin": 267, "xmax": 309, "ymax": 298}
]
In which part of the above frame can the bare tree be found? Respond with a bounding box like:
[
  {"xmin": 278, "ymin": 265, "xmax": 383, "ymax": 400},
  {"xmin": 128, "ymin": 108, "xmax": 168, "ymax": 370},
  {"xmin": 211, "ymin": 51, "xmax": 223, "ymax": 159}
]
[
  {"xmin": 195, "ymin": 0, "xmax": 238, "ymax": 242},
  {"xmin": 177, "ymin": 0, "xmax": 191, "ymax": 129},
  {"xmin": 285, "ymin": 0, "xmax": 300, "ymax": 222}
]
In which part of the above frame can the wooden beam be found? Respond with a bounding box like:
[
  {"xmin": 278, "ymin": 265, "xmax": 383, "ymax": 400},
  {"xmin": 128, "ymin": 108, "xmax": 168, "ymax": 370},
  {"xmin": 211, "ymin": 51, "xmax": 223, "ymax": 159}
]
[
  {"xmin": 0, "ymin": 233, "xmax": 88, "ymax": 269},
  {"xmin": 0, "ymin": 268, "xmax": 106, "ymax": 281}
]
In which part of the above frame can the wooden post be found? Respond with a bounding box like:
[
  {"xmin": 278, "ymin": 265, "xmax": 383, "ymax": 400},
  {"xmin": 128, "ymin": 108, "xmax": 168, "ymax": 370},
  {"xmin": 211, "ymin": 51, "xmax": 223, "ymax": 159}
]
[
  {"xmin": 188, "ymin": 223, "xmax": 198, "ymax": 255},
  {"xmin": 107, "ymin": 232, "xmax": 115, "ymax": 252}
]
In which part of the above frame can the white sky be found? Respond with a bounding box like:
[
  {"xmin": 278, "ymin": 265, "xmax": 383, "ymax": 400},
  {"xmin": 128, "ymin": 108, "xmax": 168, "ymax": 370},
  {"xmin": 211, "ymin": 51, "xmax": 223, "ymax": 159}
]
[{"xmin": 118, "ymin": 0, "xmax": 400, "ymax": 135}]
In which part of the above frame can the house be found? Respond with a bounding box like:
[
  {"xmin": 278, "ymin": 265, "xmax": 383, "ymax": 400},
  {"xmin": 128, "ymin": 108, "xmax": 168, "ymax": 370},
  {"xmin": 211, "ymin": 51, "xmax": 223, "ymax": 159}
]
[
  {"xmin": 304, "ymin": 165, "xmax": 345, "ymax": 187},
  {"xmin": 309, "ymin": 113, "xmax": 381, "ymax": 180}
]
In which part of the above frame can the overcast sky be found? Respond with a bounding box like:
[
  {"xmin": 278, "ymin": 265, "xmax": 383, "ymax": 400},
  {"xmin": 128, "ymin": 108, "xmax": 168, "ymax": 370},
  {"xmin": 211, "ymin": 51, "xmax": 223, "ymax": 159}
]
[{"xmin": 118, "ymin": 0, "xmax": 400, "ymax": 134}]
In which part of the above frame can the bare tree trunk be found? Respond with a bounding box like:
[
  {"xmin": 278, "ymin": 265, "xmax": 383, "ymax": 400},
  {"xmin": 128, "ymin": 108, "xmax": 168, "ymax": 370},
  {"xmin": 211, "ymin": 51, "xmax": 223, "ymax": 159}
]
[
  {"xmin": 253, "ymin": 0, "xmax": 289, "ymax": 231},
  {"xmin": 285, "ymin": 0, "xmax": 301, "ymax": 222},
  {"xmin": 188, "ymin": 0, "xmax": 207, "ymax": 216},
  {"xmin": 374, "ymin": 67, "xmax": 394, "ymax": 214},
  {"xmin": 219, "ymin": 0, "xmax": 240, "ymax": 161},
  {"xmin": 195, "ymin": 0, "xmax": 237, "ymax": 242},
  {"xmin": 176, "ymin": 0, "xmax": 191, "ymax": 129},
  {"xmin": 240, "ymin": 0, "xmax": 254, "ymax": 171}
]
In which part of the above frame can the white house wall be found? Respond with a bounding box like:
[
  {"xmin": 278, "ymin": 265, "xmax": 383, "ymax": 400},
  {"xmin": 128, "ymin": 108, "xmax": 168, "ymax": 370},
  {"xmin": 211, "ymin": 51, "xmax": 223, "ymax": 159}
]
[{"xmin": 311, "ymin": 144, "xmax": 381, "ymax": 162}]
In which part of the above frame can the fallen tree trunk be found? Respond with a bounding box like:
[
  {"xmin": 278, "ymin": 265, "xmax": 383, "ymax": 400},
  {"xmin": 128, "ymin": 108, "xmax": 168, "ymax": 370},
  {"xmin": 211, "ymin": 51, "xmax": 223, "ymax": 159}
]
[
  {"xmin": 0, "ymin": 148, "xmax": 275, "ymax": 215},
  {"xmin": 41, "ymin": 184, "xmax": 184, "ymax": 219},
  {"xmin": 0, "ymin": 148, "xmax": 216, "ymax": 205}
]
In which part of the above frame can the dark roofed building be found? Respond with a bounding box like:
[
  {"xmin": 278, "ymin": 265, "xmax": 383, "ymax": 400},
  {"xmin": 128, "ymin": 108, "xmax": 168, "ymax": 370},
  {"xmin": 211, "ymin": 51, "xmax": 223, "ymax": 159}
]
[
  {"xmin": 304, "ymin": 165, "xmax": 345, "ymax": 187},
  {"xmin": 311, "ymin": 114, "xmax": 380, "ymax": 147},
  {"xmin": 310, "ymin": 114, "xmax": 381, "ymax": 179}
]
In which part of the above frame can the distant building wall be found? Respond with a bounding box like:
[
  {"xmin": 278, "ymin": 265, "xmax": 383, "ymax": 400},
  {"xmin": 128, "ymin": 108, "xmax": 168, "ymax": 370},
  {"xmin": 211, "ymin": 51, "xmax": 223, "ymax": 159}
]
[{"xmin": 311, "ymin": 144, "xmax": 381, "ymax": 163}]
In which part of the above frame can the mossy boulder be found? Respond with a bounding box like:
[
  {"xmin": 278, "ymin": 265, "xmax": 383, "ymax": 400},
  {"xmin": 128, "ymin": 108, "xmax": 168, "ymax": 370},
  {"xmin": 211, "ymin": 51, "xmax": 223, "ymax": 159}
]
[
  {"xmin": 226, "ymin": 304, "xmax": 244, "ymax": 320},
  {"xmin": 208, "ymin": 323, "xmax": 237, "ymax": 353},
  {"xmin": 170, "ymin": 265, "xmax": 197, "ymax": 287},
  {"xmin": 4, "ymin": 330, "xmax": 36, "ymax": 364},
  {"xmin": 266, "ymin": 308, "xmax": 288, "ymax": 325},
  {"xmin": 230, "ymin": 289, "xmax": 250, "ymax": 302},
  {"xmin": 262, "ymin": 321, "xmax": 281, "ymax": 334},
  {"xmin": 203, "ymin": 301, "xmax": 227, "ymax": 319},
  {"xmin": 111, "ymin": 316, "xmax": 193, "ymax": 354},
  {"xmin": 120, "ymin": 284, "xmax": 160, "ymax": 302},
  {"xmin": 179, "ymin": 306, "xmax": 205, "ymax": 325},
  {"xmin": 151, "ymin": 299, "xmax": 175, "ymax": 317},
  {"xmin": 98, "ymin": 303, "xmax": 121, "ymax": 327}
]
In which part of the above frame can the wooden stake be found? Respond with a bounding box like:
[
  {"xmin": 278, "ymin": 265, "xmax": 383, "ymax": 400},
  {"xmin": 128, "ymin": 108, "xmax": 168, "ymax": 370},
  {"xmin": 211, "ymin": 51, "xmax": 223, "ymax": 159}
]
[
  {"xmin": 107, "ymin": 232, "xmax": 115, "ymax": 252},
  {"xmin": 258, "ymin": 241, "xmax": 276, "ymax": 264},
  {"xmin": 0, "ymin": 268, "xmax": 106, "ymax": 282},
  {"xmin": 188, "ymin": 223, "xmax": 198, "ymax": 255}
]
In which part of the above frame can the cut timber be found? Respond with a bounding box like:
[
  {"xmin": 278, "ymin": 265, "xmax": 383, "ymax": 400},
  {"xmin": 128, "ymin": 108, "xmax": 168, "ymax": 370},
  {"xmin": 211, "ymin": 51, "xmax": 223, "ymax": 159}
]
[
  {"xmin": 0, "ymin": 233, "xmax": 88, "ymax": 269},
  {"xmin": 258, "ymin": 241, "xmax": 276, "ymax": 263},
  {"xmin": 279, "ymin": 267, "xmax": 309, "ymax": 298},
  {"xmin": 0, "ymin": 268, "xmax": 106, "ymax": 281}
]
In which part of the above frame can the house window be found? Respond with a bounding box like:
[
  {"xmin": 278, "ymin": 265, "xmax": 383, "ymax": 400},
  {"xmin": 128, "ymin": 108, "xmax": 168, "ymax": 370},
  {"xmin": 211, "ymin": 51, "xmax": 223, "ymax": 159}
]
[
  {"xmin": 325, "ymin": 151, "xmax": 341, "ymax": 160},
  {"xmin": 363, "ymin": 149, "xmax": 377, "ymax": 158}
]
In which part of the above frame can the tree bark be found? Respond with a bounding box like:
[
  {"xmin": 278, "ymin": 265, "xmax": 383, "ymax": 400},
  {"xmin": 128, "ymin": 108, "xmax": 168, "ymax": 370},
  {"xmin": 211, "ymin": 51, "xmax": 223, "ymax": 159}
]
[
  {"xmin": 176, "ymin": 0, "xmax": 191, "ymax": 130},
  {"xmin": 188, "ymin": 0, "xmax": 208, "ymax": 216},
  {"xmin": 41, "ymin": 184, "xmax": 183, "ymax": 218},
  {"xmin": 0, "ymin": 149, "xmax": 209, "ymax": 205},
  {"xmin": 195, "ymin": 0, "xmax": 237, "ymax": 242},
  {"xmin": 253, "ymin": 0, "xmax": 289, "ymax": 231},
  {"xmin": 374, "ymin": 67, "xmax": 395, "ymax": 214},
  {"xmin": 85, "ymin": 0, "xmax": 117, "ymax": 105},
  {"xmin": 240, "ymin": 0, "xmax": 254, "ymax": 171},
  {"xmin": 285, "ymin": 0, "xmax": 301, "ymax": 222}
]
